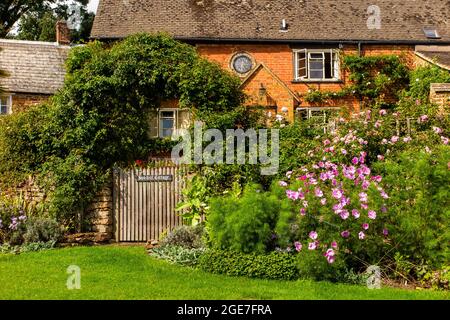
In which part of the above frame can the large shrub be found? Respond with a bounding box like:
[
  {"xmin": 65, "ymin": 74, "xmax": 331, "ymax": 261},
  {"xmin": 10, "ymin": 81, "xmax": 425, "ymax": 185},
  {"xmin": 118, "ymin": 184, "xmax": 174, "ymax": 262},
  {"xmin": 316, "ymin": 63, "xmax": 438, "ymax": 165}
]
[
  {"xmin": 207, "ymin": 184, "xmax": 286, "ymax": 253},
  {"xmin": 373, "ymin": 146, "xmax": 450, "ymax": 268}
]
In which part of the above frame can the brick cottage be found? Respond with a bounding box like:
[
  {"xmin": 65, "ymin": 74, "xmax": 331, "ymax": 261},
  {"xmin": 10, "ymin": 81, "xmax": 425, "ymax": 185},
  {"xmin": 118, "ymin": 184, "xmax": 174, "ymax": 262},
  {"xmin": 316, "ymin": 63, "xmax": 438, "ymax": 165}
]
[{"xmin": 91, "ymin": 0, "xmax": 450, "ymax": 128}]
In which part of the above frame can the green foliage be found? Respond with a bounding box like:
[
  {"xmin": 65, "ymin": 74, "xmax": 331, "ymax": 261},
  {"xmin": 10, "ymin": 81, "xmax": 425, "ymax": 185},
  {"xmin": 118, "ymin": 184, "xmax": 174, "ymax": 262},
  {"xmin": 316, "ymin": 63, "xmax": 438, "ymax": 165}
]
[
  {"xmin": 20, "ymin": 217, "xmax": 64, "ymax": 245},
  {"xmin": 149, "ymin": 245, "xmax": 206, "ymax": 267},
  {"xmin": 207, "ymin": 184, "xmax": 285, "ymax": 253},
  {"xmin": 405, "ymin": 65, "xmax": 450, "ymax": 102},
  {"xmin": 343, "ymin": 54, "xmax": 410, "ymax": 106},
  {"xmin": 0, "ymin": 241, "xmax": 56, "ymax": 254},
  {"xmin": 199, "ymin": 249, "xmax": 299, "ymax": 280},
  {"xmin": 373, "ymin": 146, "xmax": 450, "ymax": 267},
  {"xmin": 159, "ymin": 224, "xmax": 206, "ymax": 249},
  {"xmin": 176, "ymin": 176, "xmax": 210, "ymax": 225},
  {"xmin": 296, "ymin": 250, "xmax": 347, "ymax": 282}
]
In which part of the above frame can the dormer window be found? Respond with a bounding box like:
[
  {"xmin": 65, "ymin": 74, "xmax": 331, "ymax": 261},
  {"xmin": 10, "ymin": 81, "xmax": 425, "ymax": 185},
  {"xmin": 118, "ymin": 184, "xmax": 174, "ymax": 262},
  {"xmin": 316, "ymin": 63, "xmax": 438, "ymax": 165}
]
[{"xmin": 294, "ymin": 49, "xmax": 340, "ymax": 81}]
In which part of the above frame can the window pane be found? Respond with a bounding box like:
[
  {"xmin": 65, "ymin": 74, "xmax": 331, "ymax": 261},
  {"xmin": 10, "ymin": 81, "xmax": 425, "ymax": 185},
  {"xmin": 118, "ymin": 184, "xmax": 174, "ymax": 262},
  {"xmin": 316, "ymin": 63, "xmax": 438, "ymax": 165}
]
[
  {"xmin": 161, "ymin": 118, "xmax": 174, "ymax": 129},
  {"xmin": 309, "ymin": 60, "xmax": 323, "ymax": 70},
  {"xmin": 161, "ymin": 111, "xmax": 174, "ymax": 118},
  {"xmin": 310, "ymin": 53, "xmax": 323, "ymax": 59},
  {"xmin": 310, "ymin": 70, "xmax": 324, "ymax": 79},
  {"xmin": 161, "ymin": 129, "xmax": 173, "ymax": 137}
]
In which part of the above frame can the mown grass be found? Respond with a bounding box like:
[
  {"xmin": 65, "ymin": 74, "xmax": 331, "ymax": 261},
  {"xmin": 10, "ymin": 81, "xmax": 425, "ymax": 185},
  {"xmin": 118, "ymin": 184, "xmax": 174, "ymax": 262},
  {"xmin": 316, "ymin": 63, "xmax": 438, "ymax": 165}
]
[{"xmin": 0, "ymin": 245, "xmax": 447, "ymax": 300}]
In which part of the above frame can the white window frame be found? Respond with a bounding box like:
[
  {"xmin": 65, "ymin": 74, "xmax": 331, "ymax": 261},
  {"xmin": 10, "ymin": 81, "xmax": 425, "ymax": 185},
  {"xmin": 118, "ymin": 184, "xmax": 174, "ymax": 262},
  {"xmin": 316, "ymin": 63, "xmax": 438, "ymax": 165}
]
[
  {"xmin": 158, "ymin": 109, "xmax": 177, "ymax": 138},
  {"xmin": 296, "ymin": 107, "xmax": 341, "ymax": 124},
  {"xmin": 0, "ymin": 95, "xmax": 12, "ymax": 115},
  {"xmin": 293, "ymin": 49, "xmax": 340, "ymax": 81}
]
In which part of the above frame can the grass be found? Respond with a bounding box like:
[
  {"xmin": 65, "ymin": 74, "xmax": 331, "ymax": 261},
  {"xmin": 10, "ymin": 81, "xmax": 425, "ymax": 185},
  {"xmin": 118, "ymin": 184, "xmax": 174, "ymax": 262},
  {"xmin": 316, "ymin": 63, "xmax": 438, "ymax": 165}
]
[{"xmin": 0, "ymin": 245, "xmax": 448, "ymax": 300}]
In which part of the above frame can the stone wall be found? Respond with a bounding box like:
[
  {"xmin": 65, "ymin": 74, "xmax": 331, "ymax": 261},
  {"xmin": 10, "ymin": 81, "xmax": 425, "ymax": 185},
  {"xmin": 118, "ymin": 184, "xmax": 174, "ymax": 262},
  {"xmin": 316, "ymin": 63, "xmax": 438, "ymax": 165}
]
[
  {"xmin": 430, "ymin": 83, "xmax": 450, "ymax": 110},
  {"xmin": 12, "ymin": 93, "xmax": 50, "ymax": 113},
  {"xmin": 84, "ymin": 183, "xmax": 114, "ymax": 242}
]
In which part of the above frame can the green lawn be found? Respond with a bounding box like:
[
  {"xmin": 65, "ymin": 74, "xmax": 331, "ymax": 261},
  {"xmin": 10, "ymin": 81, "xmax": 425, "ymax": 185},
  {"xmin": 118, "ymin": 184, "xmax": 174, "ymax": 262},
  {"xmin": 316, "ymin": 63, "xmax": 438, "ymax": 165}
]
[{"xmin": 0, "ymin": 245, "xmax": 447, "ymax": 300}]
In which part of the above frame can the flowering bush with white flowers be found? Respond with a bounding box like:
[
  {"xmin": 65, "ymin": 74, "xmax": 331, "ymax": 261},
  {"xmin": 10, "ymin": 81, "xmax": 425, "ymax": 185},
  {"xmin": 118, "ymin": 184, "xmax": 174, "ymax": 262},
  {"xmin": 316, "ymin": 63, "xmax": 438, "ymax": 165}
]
[{"xmin": 274, "ymin": 153, "xmax": 390, "ymax": 272}]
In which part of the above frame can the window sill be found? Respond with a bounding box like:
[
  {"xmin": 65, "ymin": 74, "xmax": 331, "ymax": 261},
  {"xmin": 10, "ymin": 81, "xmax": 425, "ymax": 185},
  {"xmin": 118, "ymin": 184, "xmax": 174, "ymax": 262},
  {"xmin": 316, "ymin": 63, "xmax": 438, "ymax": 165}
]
[{"xmin": 292, "ymin": 79, "xmax": 343, "ymax": 84}]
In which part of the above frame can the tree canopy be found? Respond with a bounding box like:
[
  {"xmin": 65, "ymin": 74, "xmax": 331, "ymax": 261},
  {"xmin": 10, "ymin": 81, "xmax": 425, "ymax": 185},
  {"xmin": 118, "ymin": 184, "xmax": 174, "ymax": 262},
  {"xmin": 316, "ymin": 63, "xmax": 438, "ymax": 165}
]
[{"xmin": 1, "ymin": 0, "xmax": 93, "ymax": 43}]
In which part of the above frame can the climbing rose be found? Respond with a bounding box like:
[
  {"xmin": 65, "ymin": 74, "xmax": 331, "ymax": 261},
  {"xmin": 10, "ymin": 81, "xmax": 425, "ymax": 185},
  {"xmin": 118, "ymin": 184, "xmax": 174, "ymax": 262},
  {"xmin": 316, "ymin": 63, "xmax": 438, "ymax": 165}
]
[
  {"xmin": 331, "ymin": 241, "xmax": 338, "ymax": 249},
  {"xmin": 433, "ymin": 127, "xmax": 443, "ymax": 134},
  {"xmin": 294, "ymin": 242, "xmax": 302, "ymax": 252},
  {"xmin": 359, "ymin": 231, "xmax": 366, "ymax": 240},
  {"xmin": 309, "ymin": 231, "xmax": 318, "ymax": 240},
  {"xmin": 332, "ymin": 189, "xmax": 343, "ymax": 199},
  {"xmin": 320, "ymin": 198, "xmax": 327, "ymax": 206},
  {"xmin": 352, "ymin": 209, "xmax": 360, "ymax": 219},
  {"xmin": 363, "ymin": 223, "xmax": 369, "ymax": 230},
  {"xmin": 383, "ymin": 229, "xmax": 389, "ymax": 236},
  {"xmin": 315, "ymin": 188, "xmax": 323, "ymax": 198},
  {"xmin": 279, "ymin": 181, "xmax": 288, "ymax": 187},
  {"xmin": 352, "ymin": 157, "xmax": 359, "ymax": 165},
  {"xmin": 379, "ymin": 109, "xmax": 387, "ymax": 116},
  {"xmin": 341, "ymin": 230, "xmax": 350, "ymax": 238}
]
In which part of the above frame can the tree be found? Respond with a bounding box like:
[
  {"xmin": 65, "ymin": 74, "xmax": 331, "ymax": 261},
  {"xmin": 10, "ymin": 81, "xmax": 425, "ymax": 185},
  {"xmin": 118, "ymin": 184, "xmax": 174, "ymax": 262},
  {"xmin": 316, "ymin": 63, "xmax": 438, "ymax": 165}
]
[{"xmin": 0, "ymin": 0, "xmax": 92, "ymax": 42}]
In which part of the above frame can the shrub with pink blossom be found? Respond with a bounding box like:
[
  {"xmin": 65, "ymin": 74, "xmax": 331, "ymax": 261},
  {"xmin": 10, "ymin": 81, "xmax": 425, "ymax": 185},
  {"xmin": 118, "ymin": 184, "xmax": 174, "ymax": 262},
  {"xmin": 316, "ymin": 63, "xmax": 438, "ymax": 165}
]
[{"xmin": 274, "ymin": 155, "xmax": 390, "ymax": 273}]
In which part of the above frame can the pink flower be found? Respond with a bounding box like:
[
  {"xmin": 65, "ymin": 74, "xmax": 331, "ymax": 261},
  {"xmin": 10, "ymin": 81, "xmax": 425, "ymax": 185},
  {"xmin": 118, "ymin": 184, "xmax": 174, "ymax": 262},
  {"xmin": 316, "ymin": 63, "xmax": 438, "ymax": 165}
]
[
  {"xmin": 368, "ymin": 210, "xmax": 377, "ymax": 220},
  {"xmin": 361, "ymin": 203, "xmax": 368, "ymax": 210},
  {"xmin": 314, "ymin": 188, "xmax": 323, "ymax": 198},
  {"xmin": 303, "ymin": 200, "xmax": 308, "ymax": 208},
  {"xmin": 380, "ymin": 190, "xmax": 389, "ymax": 199},
  {"xmin": 341, "ymin": 230, "xmax": 350, "ymax": 238},
  {"xmin": 383, "ymin": 229, "xmax": 389, "ymax": 236},
  {"xmin": 379, "ymin": 109, "xmax": 387, "ymax": 116},
  {"xmin": 308, "ymin": 242, "xmax": 317, "ymax": 250},
  {"xmin": 331, "ymin": 241, "xmax": 338, "ymax": 249},
  {"xmin": 381, "ymin": 206, "xmax": 387, "ymax": 213},
  {"xmin": 419, "ymin": 115, "xmax": 429, "ymax": 123},
  {"xmin": 371, "ymin": 175, "xmax": 382, "ymax": 183},
  {"xmin": 361, "ymin": 180, "xmax": 370, "ymax": 190},
  {"xmin": 352, "ymin": 157, "xmax": 359, "ymax": 165},
  {"xmin": 359, "ymin": 192, "xmax": 368, "ymax": 203},
  {"xmin": 340, "ymin": 210, "xmax": 350, "ymax": 220},
  {"xmin": 300, "ymin": 208, "xmax": 306, "ymax": 216},
  {"xmin": 341, "ymin": 149, "xmax": 348, "ymax": 155},
  {"xmin": 294, "ymin": 241, "xmax": 302, "ymax": 252},
  {"xmin": 403, "ymin": 136, "xmax": 412, "ymax": 143},
  {"xmin": 362, "ymin": 223, "xmax": 369, "ymax": 230},
  {"xmin": 352, "ymin": 209, "xmax": 360, "ymax": 219},
  {"xmin": 323, "ymin": 139, "xmax": 331, "ymax": 146},
  {"xmin": 377, "ymin": 155, "xmax": 385, "ymax": 161},
  {"xmin": 359, "ymin": 231, "xmax": 366, "ymax": 240},
  {"xmin": 320, "ymin": 198, "xmax": 327, "ymax": 206},
  {"xmin": 391, "ymin": 136, "xmax": 399, "ymax": 143},
  {"xmin": 332, "ymin": 188, "xmax": 343, "ymax": 200},
  {"xmin": 286, "ymin": 190, "xmax": 299, "ymax": 200},
  {"xmin": 433, "ymin": 127, "xmax": 443, "ymax": 134},
  {"xmin": 286, "ymin": 171, "xmax": 293, "ymax": 178},
  {"xmin": 442, "ymin": 136, "xmax": 449, "ymax": 145},
  {"xmin": 279, "ymin": 181, "xmax": 288, "ymax": 187},
  {"xmin": 309, "ymin": 231, "xmax": 318, "ymax": 240},
  {"xmin": 327, "ymin": 255, "xmax": 336, "ymax": 264},
  {"xmin": 381, "ymin": 139, "xmax": 388, "ymax": 145},
  {"xmin": 374, "ymin": 120, "xmax": 382, "ymax": 128}
]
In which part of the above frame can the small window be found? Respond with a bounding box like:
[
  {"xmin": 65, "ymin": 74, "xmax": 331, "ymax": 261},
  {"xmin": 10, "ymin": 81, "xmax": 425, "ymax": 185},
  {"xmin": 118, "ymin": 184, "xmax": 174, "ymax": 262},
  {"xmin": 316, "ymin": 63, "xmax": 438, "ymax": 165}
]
[
  {"xmin": 423, "ymin": 27, "xmax": 441, "ymax": 39},
  {"xmin": 296, "ymin": 107, "xmax": 340, "ymax": 124},
  {"xmin": 294, "ymin": 49, "xmax": 340, "ymax": 81},
  {"xmin": 0, "ymin": 96, "xmax": 11, "ymax": 115},
  {"xmin": 159, "ymin": 111, "xmax": 175, "ymax": 138}
]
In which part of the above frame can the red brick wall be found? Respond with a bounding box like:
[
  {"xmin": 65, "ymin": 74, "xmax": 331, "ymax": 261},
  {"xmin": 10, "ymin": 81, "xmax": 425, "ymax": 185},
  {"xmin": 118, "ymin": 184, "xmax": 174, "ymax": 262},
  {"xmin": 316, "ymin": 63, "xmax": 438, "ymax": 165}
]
[
  {"xmin": 196, "ymin": 43, "xmax": 415, "ymax": 121},
  {"xmin": 12, "ymin": 93, "xmax": 50, "ymax": 113}
]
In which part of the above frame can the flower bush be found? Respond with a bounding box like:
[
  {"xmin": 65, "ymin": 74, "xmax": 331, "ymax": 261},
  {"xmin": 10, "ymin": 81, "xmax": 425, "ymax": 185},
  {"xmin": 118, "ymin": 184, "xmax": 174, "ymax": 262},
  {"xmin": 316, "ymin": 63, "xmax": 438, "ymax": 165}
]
[{"xmin": 274, "ymin": 154, "xmax": 390, "ymax": 272}]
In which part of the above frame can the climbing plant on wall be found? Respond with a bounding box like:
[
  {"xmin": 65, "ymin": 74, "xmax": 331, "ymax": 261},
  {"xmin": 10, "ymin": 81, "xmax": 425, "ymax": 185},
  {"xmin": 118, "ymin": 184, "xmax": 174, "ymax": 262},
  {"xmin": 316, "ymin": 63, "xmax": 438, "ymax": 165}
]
[{"xmin": 0, "ymin": 33, "xmax": 247, "ymax": 228}]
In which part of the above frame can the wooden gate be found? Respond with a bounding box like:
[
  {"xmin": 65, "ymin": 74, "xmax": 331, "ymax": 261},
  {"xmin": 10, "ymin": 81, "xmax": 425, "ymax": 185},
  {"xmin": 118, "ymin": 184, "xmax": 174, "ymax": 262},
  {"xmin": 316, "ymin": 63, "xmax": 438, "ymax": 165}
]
[{"xmin": 113, "ymin": 160, "xmax": 185, "ymax": 242}]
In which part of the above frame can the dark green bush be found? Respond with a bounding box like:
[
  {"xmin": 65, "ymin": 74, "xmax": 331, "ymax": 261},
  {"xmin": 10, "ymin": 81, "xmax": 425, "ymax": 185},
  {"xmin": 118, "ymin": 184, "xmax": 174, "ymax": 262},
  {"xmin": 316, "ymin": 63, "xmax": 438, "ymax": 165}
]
[
  {"xmin": 296, "ymin": 250, "xmax": 347, "ymax": 282},
  {"xmin": 199, "ymin": 249, "xmax": 299, "ymax": 280},
  {"xmin": 160, "ymin": 224, "xmax": 206, "ymax": 249},
  {"xmin": 207, "ymin": 184, "xmax": 285, "ymax": 253}
]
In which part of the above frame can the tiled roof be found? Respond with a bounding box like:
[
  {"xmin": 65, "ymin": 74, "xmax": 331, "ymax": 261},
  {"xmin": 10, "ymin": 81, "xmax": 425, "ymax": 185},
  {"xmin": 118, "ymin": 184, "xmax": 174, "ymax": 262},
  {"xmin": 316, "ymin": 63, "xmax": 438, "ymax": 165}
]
[
  {"xmin": 0, "ymin": 39, "xmax": 70, "ymax": 95},
  {"xmin": 415, "ymin": 45, "xmax": 450, "ymax": 71},
  {"xmin": 91, "ymin": 0, "xmax": 450, "ymax": 43}
]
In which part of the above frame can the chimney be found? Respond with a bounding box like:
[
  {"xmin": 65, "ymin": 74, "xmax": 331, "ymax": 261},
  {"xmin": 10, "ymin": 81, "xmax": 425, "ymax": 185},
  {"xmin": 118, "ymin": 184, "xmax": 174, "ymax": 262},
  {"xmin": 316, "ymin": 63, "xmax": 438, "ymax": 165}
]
[{"xmin": 56, "ymin": 21, "xmax": 71, "ymax": 45}]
